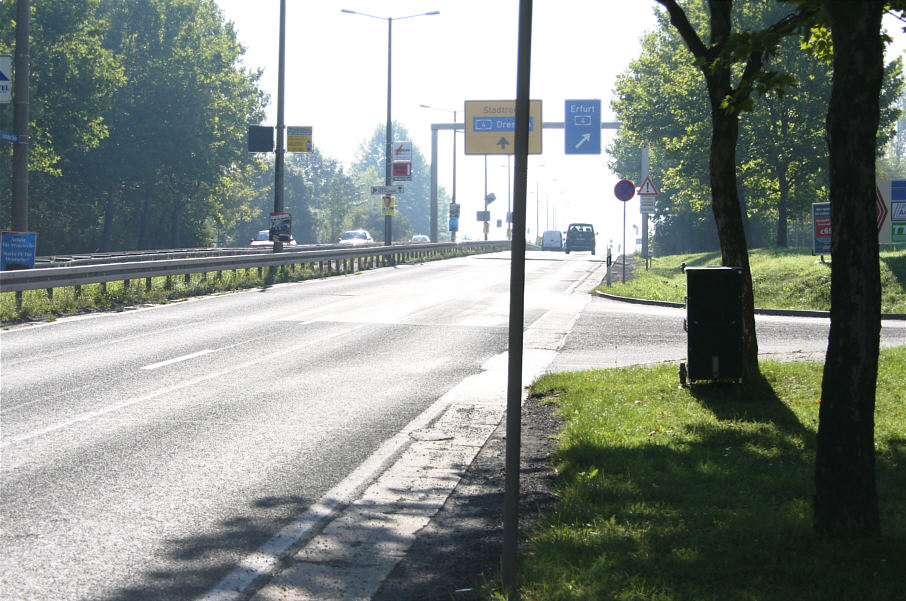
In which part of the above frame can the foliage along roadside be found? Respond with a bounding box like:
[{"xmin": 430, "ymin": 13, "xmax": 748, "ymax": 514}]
[{"xmin": 600, "ymin": 247, "xmax": 906, "ymax": 315}]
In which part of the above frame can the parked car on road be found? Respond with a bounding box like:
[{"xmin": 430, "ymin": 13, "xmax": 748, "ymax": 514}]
[
  {"xmin": 249, "ymin": 230, "xmax": 296, "ymax": 247},
  {"xmin": 564, "ymin": 223, "xmax": 596, "ymax": 254},
  {"xmin": 338, "ymin": 229, "xmax": 374, "ymax": 246},
  {"xmin": 541, "ymin": 230, "xmax": 563, "ymax": 250}
]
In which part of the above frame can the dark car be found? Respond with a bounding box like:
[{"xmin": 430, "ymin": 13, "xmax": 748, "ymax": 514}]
[{"xmin": 564, "ymin": 223, "xmax": 596, "ymax": 254}]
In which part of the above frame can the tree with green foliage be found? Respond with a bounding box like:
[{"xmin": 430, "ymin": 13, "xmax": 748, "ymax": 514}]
[
  {"xmin": 653, "ymin": 0, "xmax": 820, "ymax": 377},
  {"xmin": 1, "ymin": 0, "xmax": 266, "ymax": 253},
  {"xmin": 0, "ymin": 0, "xmax": 125, "ymax": 251},
  {"xmin": 93, "ymin": 0, "xmax": 265, "ymax": 250}
]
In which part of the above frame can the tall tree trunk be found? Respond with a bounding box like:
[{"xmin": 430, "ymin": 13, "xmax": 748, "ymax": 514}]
[
  {"xmin": 708, "ymin": 71, "xmax": 759, "ymax": 377},
  {"xmin": 814, "ymin": 0, "xmax": 883, "ymax": 538}
]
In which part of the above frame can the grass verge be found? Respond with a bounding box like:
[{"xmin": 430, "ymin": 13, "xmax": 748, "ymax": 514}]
[
  {"xmin": 515, "ymin": 346, "xmax": 906, "ymax": 601},
  {"xmin": 600, "ymin": 247, "xmax": 906, "ymax": 314}
]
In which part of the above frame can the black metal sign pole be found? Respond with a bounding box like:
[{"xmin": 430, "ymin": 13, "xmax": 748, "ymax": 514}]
[
  {"xmin": 502, "ymin": 0, "xmax": 532, "ymax": 595},
  {"xmin": 11, "ymin": 0, "xmax": 29, "ymax": 232}
]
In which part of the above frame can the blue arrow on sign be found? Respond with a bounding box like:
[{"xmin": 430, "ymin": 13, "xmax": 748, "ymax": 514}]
[
  {"xmin": 565, "ymin": 99, "xmax": 601, "ymax": 155},
  {"xmin": 497, "ymin": 137, "xmax": 510, "ymax": 150}
]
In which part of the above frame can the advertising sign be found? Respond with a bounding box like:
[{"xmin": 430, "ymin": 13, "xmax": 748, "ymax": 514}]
[
  {"xmin": 382, "ymin": 195, "xmax": 395, "ymax": 216},
  {"xmin": 268, "ymin": 212, "xmax": 292, "ymax": 242},
  {"xmin": 286, "ymin": 126, "xmax": 313, "ymax": 153},
  {"xmin": 878, "ymin": 180, "xmax": 906, "ymax": 244},
  {"xmin": 392, "ymin": 161, "xmax": 412, "ymax": 182},
  {"xmin": 812, "ymin": 202, "xmax": 831, "ymax": 254}
]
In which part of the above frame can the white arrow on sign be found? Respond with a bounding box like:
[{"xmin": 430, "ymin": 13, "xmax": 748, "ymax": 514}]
[{"xmin": 574, "ymin": 133, "xmax": 591, "ymax": 149}]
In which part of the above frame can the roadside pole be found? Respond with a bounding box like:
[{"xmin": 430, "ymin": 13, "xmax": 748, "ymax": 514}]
[{"xmin": 503, "ymin": 0, "xmax": 532, "ymax": 594}]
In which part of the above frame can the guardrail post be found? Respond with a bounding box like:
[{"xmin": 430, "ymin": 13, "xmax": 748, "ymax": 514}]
[
  {"xmin": 15, "ymin": 291, "xmax": 22, "ymax": 310},
  {"xmin": 100, "ymin": 281, "xmax": 106, "ymax": 295},
  {"xmin": 145, "ymin": 277, "xmax": 152, "ymax": 292},
  {"xmin": 164, "ymin": 276, "xmax": 172, "ymax": 290},
  {"xmin": 184, "ymin": 273, "xmax": 190, "ymax": 285},
  {"xmin": 75, "ymin": 284, "xmax": 81, "ymax": 297},
  {"xmin": 46, "ymin": 287, "xmax": 53, "ymax": 301}
]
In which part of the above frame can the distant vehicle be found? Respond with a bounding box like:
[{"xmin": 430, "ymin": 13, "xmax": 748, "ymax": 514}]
[
  {"xmin": 249, "ymin": 230, "xmax": 296, "ymax": 247},
  {"xmin": 564, "ymin": 223, "xmax": 596, "ymax": 254},
  {"xmin": 410, "ymin": 234, "xmax": 430, "ymax": 243},
  {"xmin": 541, "ymin": 230, "xmax": 563, "ymax": 250},
  {"xmin": 338, "ymin": 229, "xmax": 374, "ymax": 246}
]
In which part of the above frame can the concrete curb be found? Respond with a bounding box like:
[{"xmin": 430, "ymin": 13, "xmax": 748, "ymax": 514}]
[{"xmin": 594, "ymin": 290, "xmax": 906, "ymax": 320}]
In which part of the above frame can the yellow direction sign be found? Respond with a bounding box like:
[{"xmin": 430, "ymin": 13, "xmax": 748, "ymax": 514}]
[
  {"xmin": 287, "ymin": 126, "xmax": 313, "ymax": 153},
  {"xmin": 464, "ymin": 100, "xmax": 542, "ymax": 155}
]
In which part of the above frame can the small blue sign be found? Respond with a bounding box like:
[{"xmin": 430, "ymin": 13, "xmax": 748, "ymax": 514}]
[
  {"xmin": 892, "ymin": 180, "xmax": 906, "ymax": 200},
  {"xmin": 471, "ymin": 116, "xmax": 534, "ymax": 132},
  {"xmin": 1, "ymin": 131, "xmax": 20, "ymax": 144},
  {"xmin": 1, "ymin": 231, "xmax": 37, "ymax": 270},
  {"xmin": 565, "ymin": 99, "xmax": 601, "ymax": 155}
]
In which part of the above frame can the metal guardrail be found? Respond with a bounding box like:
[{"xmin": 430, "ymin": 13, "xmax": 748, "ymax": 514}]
[{"xmin": 0, "ymin": 241, "xmax": 511, "ymax": 293}]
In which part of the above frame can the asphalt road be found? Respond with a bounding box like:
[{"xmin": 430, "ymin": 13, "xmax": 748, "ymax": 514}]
[
  {"xmin": 2, "ymin": 250, "xmax": 903, "ymax": 601},
  {"xmin": 1, "ymin": 251, "xmax": 599, "ymax": 601}
]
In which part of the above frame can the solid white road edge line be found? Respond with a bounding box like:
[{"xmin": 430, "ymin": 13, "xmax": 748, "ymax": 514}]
[{"xmin": 198, "ymin": 346, "xmax": 564, "ymax": 601}]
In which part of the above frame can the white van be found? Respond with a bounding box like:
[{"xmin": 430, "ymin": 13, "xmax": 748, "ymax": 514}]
[{"xmin": 541, "ymin": 230, "xmax": 563, "ymax": 250}]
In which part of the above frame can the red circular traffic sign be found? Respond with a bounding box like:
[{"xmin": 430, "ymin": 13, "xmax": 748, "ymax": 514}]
[{"xmin": 614, "ymin": 179, "xmax": 635, "ymax": 202}]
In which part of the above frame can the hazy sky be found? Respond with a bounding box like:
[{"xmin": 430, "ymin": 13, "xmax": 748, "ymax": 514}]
[{"xmin": 214, "ymin": 1, "xmax": 905, "ymax": 245}]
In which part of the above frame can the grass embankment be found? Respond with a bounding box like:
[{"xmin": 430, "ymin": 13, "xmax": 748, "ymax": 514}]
[
  {"xmin": 512, "ymin": 346, "xmax": 906, "ymax": 601},
  {"xmin": 600, "ymin": 247, "xmax": 906, "ymax": 314}
]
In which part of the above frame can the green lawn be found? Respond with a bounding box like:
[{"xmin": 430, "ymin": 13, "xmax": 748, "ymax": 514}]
[
  {"xmin": 510, "ymin": 347, "xmax": 906, "ymax": 601},
  {"xmin": 600, "ymin": 247, "xmax": 906, "ymax": 314}
]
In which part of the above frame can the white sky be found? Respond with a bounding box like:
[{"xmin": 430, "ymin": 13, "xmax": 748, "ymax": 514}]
[{"xmin": 214, "ymin": 0, "xmax": 905, "ymax": 247}]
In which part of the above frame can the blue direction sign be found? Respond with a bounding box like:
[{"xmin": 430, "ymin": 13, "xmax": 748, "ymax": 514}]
[{"xmin": 564, "ymin": 99, "xmax": 601, "ymax": 155}]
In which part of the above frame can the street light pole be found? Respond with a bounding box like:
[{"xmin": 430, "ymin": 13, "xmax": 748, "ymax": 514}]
[
  {"xmin": 273, "ymin": 0, "xmax": 286, "ymax": 252},
  {"xmin": 384, "ymin": 16, "xmax": 392, "ymax": 246},
  {"xmin": 342, "ymin": 9, "xmax": 439, "ymax": 247}
]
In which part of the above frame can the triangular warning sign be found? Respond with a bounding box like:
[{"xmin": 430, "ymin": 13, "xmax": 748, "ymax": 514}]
[{"xmin": 639, "ymin": 175, "xmax": 658, "ymax": 195}]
